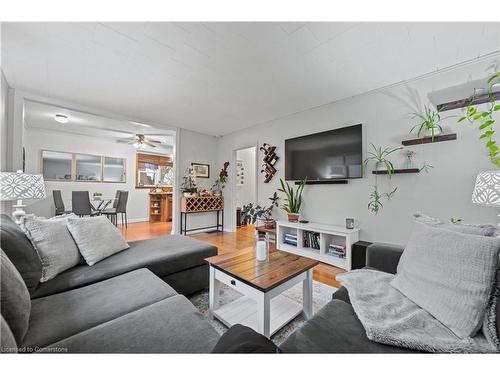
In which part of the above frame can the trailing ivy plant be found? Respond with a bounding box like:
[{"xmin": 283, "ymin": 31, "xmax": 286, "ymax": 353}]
[
  {"xmin": 368, "ymin": 186, "xmax": 383, "ymax": 214},
  {"xmin": 458, "ymin": 72, "xmax": 500, "ymax": 166}
]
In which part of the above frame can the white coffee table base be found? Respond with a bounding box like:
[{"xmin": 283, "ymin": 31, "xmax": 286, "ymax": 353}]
[{"xmin": 209, "ymin": 266, "xmax": 313, "ymax": 338}]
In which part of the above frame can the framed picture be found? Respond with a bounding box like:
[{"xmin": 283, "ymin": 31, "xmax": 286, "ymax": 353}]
[{"xmin": 191, "ymin": 163, "xmax": 210, "ymax": 178}]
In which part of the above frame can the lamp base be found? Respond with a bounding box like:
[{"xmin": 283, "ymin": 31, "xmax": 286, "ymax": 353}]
[{"xmin": 12, "ymin": 199, "xmax": 26, "ymax": 225}]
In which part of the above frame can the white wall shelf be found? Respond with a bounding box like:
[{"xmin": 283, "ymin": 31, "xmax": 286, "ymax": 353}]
[{"xmin": 276, "ymin": 221, "xmax": 360, "ymax": 270}]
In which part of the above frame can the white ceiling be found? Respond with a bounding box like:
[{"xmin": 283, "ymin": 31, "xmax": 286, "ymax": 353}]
[
  {"xmin": 24, "ymin": 100, "xmax": 175, "ymax": 149},
  {"xmin": 2, "ymin": 22, "xmax": 500, "ymax": 136}
]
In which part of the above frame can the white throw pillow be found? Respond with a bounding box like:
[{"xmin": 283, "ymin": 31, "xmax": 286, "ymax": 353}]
[
  {"xmin": 391, "ymin": 222, "xmax": 500, "ymax": 339},
  {"xmin": 23, "ymin": 214, "xmax": 82, "ymax": 282},
  {"xmin": 67, "ymin": 216, "xmax": 129, "ymax": 266}
]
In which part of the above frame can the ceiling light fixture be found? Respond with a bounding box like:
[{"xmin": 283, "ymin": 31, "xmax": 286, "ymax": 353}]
[{"xmin": 54, "ymin": 114, "xmax": 69, "ymax": 124}]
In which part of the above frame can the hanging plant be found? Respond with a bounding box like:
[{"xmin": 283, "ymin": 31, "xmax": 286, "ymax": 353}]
[
  {"xmin": 364, "ymin": 144, "xmax": 401, "ymax": 215},
  {"xmin": 458, "ymin": 72, "xmax": 500, "ymax": 166}
]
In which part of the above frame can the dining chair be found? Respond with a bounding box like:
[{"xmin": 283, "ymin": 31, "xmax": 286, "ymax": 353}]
[
  {"xmin": 103, "ymin": 190, "xmax": 129, "ymax": 227},
  {"xmin": 71, "ymin": 191, "xmax": 98, "ymax": 217},
  {"xmin": 53, "ymin": 190, "xmax": 72, "ymax": 216}
]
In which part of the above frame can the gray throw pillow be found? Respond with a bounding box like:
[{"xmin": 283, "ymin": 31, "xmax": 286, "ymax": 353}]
[
  {"xmin": 414, "ymin": 212, "xmax": 498, "ymax": 237},
  {"xmin": 391, "ymin": 222, "xmax": 500, "ymax": 339},
  {"xmin": 0, "ymin": 249, "xmax": 31, "ymax": 344},
  {"xmin": 66, "ymin": 216, "xmax": 129, "ymax": 266},
  {"xmin": 23, "ymin": 215, "xmax": 82, "ymax": 282},
  {"xmin": 1, "ymin": 315, "xmax": 17, "ymax": 353},
  {"xmin": 0, "ymin": 214, "xmax": 42, "ymax": 293}
]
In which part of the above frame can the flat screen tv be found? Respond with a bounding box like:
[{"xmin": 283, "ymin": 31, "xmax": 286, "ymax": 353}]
[{"xmin": 285, "ymin": 124, "xmax": 363, "ymax": 181}]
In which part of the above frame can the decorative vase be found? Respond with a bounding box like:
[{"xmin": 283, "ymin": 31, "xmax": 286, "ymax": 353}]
[
  {"xmin": 256, "ymin": 240, "xmax": 267, "ymax": 261},
  {"xmin": 424, "ymin": 127, "xmax": 442, "ymax": 138},
  {"xmin": 287, "ymin": 213, "xmax": 299, "ymax": 222}
]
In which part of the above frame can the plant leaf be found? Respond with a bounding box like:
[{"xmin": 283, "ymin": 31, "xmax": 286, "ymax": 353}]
[{"xmin": 479, "ymin": 120, "xmax": 494, "ymax": 130}]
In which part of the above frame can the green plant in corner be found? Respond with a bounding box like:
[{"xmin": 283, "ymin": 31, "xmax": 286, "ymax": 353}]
[
  {"xmin": 278, "ymin": 177, "xmax": 307, "ymax": 221},
  {"xmin": 458, "ymin": 72, "xmax": 500, "ymax": 166},
  {"xmin": 410, "ymin": 104, "xmax": 443, "ymax": 141},
  {"xmin": 364, "ymin": 143, "xmax": 403, "ymax": 177}
]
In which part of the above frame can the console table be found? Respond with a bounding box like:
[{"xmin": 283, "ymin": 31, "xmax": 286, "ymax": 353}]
[{"xmin": 180, "ymin": 196, "xmax": 224, "ymax": 235}]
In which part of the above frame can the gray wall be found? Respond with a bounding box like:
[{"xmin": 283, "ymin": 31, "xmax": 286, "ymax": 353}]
[{"xmin": 217, "ymin": 56, "xmax": 500, "ymax": 245}]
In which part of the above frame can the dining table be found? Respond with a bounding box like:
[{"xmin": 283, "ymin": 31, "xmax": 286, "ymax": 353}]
[{"xmin": 90, "ymin": 197, "xmax": 116, "ymax": 213}]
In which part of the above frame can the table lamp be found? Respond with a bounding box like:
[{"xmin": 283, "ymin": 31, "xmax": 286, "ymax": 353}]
[
  {"xmin": 472, "ymin": 170, "xmax": 500, "ymax": 225},
  {"xmin": 0, "ymin": 170, "xmax": 46, "ymax": 224}
]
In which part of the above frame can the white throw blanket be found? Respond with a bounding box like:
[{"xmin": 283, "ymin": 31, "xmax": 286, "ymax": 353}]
[{"xmin": 336, "ymin": 269, "xmax": 497, "ymax": 353}]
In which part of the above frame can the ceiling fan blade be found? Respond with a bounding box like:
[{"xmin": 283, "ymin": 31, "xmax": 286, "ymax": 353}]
[
  {"xmin": 143, "ymin": 140, "xmax": 157, "ymax": 147},
  {"xmin": 145, "ymin": 139, "xmax": 162, "ymax": 144}
]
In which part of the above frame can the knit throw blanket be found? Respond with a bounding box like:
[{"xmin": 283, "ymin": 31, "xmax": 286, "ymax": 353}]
[{"xmin": 336, "ymin": 269, "xmax": 498, "ymax": 353}]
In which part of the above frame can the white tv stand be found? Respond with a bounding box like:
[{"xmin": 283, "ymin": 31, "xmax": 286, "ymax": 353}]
[{"xmin": 276, "ymin": 221, "xmax": 360, "ymax": 270}]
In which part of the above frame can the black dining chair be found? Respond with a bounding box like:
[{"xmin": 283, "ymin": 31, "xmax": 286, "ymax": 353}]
[
  {"xmin": 71, "ymin": 191, "xmax": 99, "ymax": 217},
  {"xmin": 53, "ymin": 190, "xmax": 72, "ymax": 216},
  {"xmin": 103, "ymin": 190, "xmax": 128, "ymax": 227}
]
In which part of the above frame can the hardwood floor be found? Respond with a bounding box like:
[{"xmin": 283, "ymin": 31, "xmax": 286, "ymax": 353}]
[
  {"xmin": 119, "ymin": 221, "xmax": 172, "ymax": 242},
  {"xmin": 120, "ymin": 221, "xmax": 344, "ymax": 288}
]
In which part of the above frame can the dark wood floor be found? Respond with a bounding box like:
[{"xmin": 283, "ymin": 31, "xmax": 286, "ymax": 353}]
[{"xmin": 120, "ymin": 221, "xmax": 344, "ymax": 288}]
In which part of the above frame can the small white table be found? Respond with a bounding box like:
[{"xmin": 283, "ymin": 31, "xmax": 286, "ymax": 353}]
[{"xmin": 206, "ymin": 250, "xmax": 318, "ymax": 338}]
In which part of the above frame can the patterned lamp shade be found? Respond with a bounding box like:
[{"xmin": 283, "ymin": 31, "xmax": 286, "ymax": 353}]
[
  {"xmin": 0, "ymin": 172, "xmax": 46, "ymax": 201},
  {"xmin": 472, "ymin": 171, "xmax": 500, "ymax": 206}
]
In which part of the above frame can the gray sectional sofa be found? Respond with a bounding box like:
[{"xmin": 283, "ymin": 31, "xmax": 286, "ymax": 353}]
[{"xmin": 0, "ymin": 214, "xmax": 220, "ymax": 353}]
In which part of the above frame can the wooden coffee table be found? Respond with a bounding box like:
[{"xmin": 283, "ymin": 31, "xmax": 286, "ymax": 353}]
[{"xmin": 205, "ymin": 249, "xmax": 318, "ymax": 338}]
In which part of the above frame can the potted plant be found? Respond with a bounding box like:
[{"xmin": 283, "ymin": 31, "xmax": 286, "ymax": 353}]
[
  {"xmin": 242, "ymin": 192, "xmax": 279, "ymax": 229},
  {"xmin": 364, "ymin": 143, "xmax": 402, "ymax": 176},
  {"xmin": 211, "ymin": 161, "xmax": 229, "ymax": 195},
  {"xmin": 181, "ymin": 167, "xmax": 198, "ymax": 197},
  {"xmin": 278, "ymin": 177, "xmax": 307, "ymax": 222},
  {"xmin": 410, "ymin": 104, "xmax": 443, "ymax": 141}
]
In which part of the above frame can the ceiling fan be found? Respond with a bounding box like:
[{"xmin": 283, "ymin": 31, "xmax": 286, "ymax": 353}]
[{"xmin": 117, "ymin": 134, "xmax": 162, "ymax": 149}]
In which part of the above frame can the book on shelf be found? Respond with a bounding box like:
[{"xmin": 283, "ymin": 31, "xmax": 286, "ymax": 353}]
[
  {"xmin": 283, "ymin": 239, "xmax": 297, "ymax": 246},
  {"xmin": 303, "ymin": 231, "xmax": 320, "ymax": 250}
]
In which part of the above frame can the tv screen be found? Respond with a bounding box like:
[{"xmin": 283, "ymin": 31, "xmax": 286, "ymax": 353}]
[{"xmin": 285, "ymin": 124, "xmax": 363, "ymax": 181}]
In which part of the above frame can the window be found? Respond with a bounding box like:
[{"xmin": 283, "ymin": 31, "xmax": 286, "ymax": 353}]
[
  {"xmin": 103, "ymin": 157, "xmax": 126, "ymax": 183},
  {"xmin": 136, "ymin": 153, "xmax": 173, "ymax": 188},
  {"xmin": 40, "ymin": 150, "xmax": 126, "ymax": 183},
  {"xmin": 75, "ymin": 154, "xmax": 102, "ymax": 182},
  {"xmin": 41, "ymin": 151, "xmax": 73, "ymax": 181}
]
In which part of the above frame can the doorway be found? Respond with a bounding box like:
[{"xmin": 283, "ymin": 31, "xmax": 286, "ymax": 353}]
[{"xmin": 234, "ymin": 146, "xmax": 258, "ymax": 230}]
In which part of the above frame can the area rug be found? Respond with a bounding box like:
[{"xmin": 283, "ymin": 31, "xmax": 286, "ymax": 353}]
[{"xmin": 189, "ymin": 281, "xmax": 337, "ymax": 346}]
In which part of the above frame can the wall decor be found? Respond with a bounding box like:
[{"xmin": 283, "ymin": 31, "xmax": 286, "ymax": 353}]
[
  {"xmin": 236, "ymin": 160, "xmax": 245, "ymax": 186},
  {"xmin": 191, "ymin": 162, "xmax": 210, "ymax": 178},
  {"xmin": 260, "ymin": 143, "xmax": 279, "ymax": 183}
]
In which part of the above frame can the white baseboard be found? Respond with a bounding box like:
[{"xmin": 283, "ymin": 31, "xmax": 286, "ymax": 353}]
[{"xmin": 126, "ymin": 217, "xmax": 150, "ymax": 223}]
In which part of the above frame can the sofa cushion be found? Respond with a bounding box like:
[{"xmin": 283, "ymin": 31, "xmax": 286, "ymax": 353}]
[
  {"xmin": 0, "ymin": 214, "xmax": 42, "ymax": 292},
  {"xmin": 212, "ymin": 324, "xmax": 280, "ymax": 353},
  {"xmin": 22, "ymin": 269, "xmax": 176, "ymax": 349},
  {"xmin": 391, "ymin": 222, "xmax": 500, "ymax": 339},
  {"xmin": 66, "ymin": 216, "xmax": 129, "ymax": 266},
  {"xmin": 1, "ymin": 315, "xmax": 17, "ymax": 353},
  {"xmin": 23, "ymin": 215, "xmax": 82, "ymax": 282},
  {"xmin": 41, "ymin": 295, "xmax": 220, "ymax": 353},
  {"xmin": 31, "ymin": 235, "xmax": 217, "ymax": 298},
  {"xmin": 279, "ymin": 299, "xmax": 418, "ymax": 353},
  {"xmin": 0, "ymin": 249, "xmax": 31, "ymax": 344}
]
